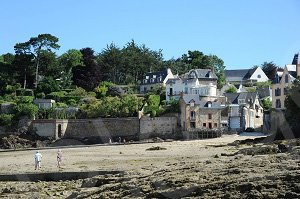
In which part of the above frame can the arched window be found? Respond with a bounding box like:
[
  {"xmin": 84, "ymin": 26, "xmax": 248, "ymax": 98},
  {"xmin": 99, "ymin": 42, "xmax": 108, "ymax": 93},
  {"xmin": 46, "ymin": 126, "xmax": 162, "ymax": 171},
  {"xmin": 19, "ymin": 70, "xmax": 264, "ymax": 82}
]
[{"xmin": 285, "ymin": 74, "xmax": 289, "ymax": 83}]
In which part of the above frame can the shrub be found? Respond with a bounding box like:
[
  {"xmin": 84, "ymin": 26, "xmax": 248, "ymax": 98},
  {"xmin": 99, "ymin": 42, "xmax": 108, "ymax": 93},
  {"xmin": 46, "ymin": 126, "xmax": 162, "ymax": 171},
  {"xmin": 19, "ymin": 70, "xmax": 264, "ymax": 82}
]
[
  {"xmin": 15, "ymin": 96, "xmax": 34, "ymax": 104},
  {"xmin": 16, "ymin": 88, "xmax": 34, "ymax": 96},
  {"xmin": 46, "ymin": 91, "xmax": 67, "ymax": 102},
  {"xmin": 225, "ymin": 86, "xmax": 237, "ymax": 93},
  {"xmin": 0, "ymin": 114, "xmax": 14, "ymax": 126},
  {"xmin": 36, "ymin": 92, "xmax": 46, "ymax": 99},
  {"xmin": 14, "ymin": 103, "xmax": 38, "ymax": 119}
]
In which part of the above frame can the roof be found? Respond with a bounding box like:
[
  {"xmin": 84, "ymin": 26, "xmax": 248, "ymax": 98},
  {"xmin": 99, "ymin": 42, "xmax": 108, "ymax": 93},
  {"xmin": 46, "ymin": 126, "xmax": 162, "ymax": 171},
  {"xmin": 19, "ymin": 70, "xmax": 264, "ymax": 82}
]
[
  {"xmin": 181, "ymin": 94, "xmax": 223, "ymax": 108},
  {"xmin": 286, "ymin": 64, "xmax": 296, "ymax": 72},
  {"xmin": 224, "ymin": 92, "xmax": 257, "ymax": 105},
  {"xmin": 141, "ymin": 69, "xmax": 168, "ymax": 85},
  {"xmin": 183, "ymin": 69, "xmax": 218, "ymax": 79},
  {"xmin": 292, "ymin": 53, "xmax": 300, "ymax": 65},
  {"xmin": 224, "ymin": 68, "xmax": 256, "ymax": 81},
  {"xmin": 182, "ymin": 94, "xmax": 201, "ymax": 104},
  {"xmin": 257, "ymin": 87, "xmax": 271, "ymax": 99},
  {"xmin": 224, "ymin": 93, "xmax": 239, "ymax": 104},
  {"xmin": 165, "ymin": 78, "xmax": 181, "ymax": 85}
]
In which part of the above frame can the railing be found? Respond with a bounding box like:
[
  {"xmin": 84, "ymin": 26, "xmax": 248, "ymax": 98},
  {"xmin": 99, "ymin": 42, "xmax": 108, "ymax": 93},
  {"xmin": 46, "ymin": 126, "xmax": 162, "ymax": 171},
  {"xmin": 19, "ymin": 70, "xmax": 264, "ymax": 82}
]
[
  {"xmin": 188, "ymin": 116, "xmax": 196, "ymax": 121},
  {"xmin": 167, "ymin": 91, "xmax": 182, "ymax": 96}
]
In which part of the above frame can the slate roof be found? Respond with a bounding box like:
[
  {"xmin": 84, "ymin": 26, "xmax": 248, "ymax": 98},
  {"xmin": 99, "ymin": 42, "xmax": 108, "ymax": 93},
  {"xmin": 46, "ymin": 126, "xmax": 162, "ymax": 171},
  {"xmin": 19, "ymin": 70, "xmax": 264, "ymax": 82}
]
[
  {"xmin": 224, "ymin": 92, "xmax": 257, "ymax": 105},
  {"xmin": 257, "ymin": 87, "xmax": 271, "ymax": 99},
  {"xmin": 181, "ymin": 94, "xmax": 223, "ymax": 108},
  {"xmin": 165, "ymin": 78, "xmax": 181, "ymax": 85},
  {"xmin": 224, "ymin": 93, "xmax": 239, "ymax": 104},
  {"xmin": 141, "ymin": 70, "xmax": 168, "ymax": 85},
  {"xmin": 225, "ymin": 68, "xmax": 256, "ymax": 82},
  {"xmin": 182, "ymin": 94, "xmax": 201, "ymax": 104},
  {"xmin": 183, "ymin": 69, "xmax": 218, "ymax": 79}
]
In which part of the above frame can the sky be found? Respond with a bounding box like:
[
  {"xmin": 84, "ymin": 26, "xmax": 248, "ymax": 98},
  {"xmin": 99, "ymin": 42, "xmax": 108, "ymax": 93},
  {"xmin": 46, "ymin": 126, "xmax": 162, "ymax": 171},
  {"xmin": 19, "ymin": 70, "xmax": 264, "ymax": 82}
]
[{"xmin": 1, "ymin": 0, "xmax": 299, "ymax": 69}]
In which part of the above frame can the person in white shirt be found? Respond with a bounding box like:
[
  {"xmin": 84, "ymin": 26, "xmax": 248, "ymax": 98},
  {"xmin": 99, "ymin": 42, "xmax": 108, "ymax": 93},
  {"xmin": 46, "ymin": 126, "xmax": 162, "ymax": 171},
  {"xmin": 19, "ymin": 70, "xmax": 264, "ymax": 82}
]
[
  {"xmin": 57, "ymin": 149, "xmax": 63, "ymax": 168},
  {"xmin": 34, "ymin": 151, "xmax": 42, "ymax": 170}
]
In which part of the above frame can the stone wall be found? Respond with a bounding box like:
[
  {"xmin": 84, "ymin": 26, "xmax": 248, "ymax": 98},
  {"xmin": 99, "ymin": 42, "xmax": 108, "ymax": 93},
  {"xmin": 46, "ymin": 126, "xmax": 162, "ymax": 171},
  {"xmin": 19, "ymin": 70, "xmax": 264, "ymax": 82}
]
[
  {"xmin": 139, "ymin": 116, "xmax": 179, "ymax": 139},
  {"xmin": 32, "ymin": 116, "xmax": 180, "ymax": 142},
  {"xmin": 31, "ymin": 120, "xmax": 56, "ymax": 137}
]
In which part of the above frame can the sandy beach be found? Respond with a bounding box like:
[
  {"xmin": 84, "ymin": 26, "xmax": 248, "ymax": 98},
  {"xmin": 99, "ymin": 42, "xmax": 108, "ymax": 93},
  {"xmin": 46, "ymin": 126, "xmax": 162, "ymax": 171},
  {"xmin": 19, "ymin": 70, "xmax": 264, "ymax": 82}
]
[{"xmin": 0, "ymin": 134, "xmax": 299, "ymax": 198}]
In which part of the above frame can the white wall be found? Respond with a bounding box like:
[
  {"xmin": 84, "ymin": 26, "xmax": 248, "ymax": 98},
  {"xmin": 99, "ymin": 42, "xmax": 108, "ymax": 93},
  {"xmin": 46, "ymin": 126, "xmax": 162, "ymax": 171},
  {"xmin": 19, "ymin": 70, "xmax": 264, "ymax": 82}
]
[{"xmin": 249, "ymin": 67, "xmax": 269, "ymax": 82}]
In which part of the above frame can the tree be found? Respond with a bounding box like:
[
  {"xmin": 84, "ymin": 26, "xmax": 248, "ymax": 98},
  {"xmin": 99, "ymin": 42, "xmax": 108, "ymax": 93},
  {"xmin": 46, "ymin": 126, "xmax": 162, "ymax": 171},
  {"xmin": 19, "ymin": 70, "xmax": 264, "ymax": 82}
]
[
  {"xmin": 207, "ymin": 55, "xmax": 225, "ymax": 88},
  {"xmin": 285, "ymin": 78, "xmax": 300, "ymax": 137},
  {"xmin": 72, "ymin": 48, "xmax": 101, "ymax": 91},
  {"xmin": 58, "ymin": 49, "xmax": 83, "ymax": 88},
  {"xmin": 260, "ymin": 61, "xmax": 278, "ymax": 80},
  {"xmin": 14, "ymin": 33, "xmax": 60, "ymax": 88},
  {"xmin": 98, "ymin": 43, "xmax": 124, "ymax": 84},
  {"xmin": 261, "ymin": 98, "xmax": 272, "ymax": 110},
  {"xmin": 225, "ymin": 86, "xmax": 237, "ymax": 93}
]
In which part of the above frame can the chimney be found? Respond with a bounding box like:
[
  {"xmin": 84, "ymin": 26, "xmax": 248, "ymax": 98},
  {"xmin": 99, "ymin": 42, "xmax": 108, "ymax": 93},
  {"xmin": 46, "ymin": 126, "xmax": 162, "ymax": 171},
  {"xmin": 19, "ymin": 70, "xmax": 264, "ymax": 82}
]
[{"xmin": 292, "ymin": 53, "xmax": 300, "ymax": 77}]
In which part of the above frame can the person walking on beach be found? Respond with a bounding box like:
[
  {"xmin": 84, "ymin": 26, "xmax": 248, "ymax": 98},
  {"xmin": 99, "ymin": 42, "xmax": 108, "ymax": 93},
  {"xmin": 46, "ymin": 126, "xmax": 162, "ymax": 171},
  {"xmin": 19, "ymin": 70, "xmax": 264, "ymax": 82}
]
[
  {"xmin": 34, "ymin": 151, "xmax": 42, "ymax": 170},
  {"xmin": 57, "ymin": 149, "xmax": 63, "ymax": 168}
]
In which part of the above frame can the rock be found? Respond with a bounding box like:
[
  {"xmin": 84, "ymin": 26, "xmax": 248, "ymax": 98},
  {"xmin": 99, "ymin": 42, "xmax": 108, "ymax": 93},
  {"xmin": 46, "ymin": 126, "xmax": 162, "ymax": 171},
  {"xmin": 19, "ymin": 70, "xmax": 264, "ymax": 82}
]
[{"xmin": 146, "ymin": 146, "xmax": 167, "ymax": 151}]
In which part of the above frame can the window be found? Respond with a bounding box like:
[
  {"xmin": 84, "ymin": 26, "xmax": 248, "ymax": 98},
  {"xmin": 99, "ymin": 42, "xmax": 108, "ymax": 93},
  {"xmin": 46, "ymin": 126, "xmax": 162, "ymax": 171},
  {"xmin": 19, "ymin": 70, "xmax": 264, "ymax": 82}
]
[
  {"xmin": 146, "ymin": 76, "xmax": 149, "ymax": 79},
  {"xmin": 203, "ymin": 123, "xmax": 206, "ymax": 128},
  {"xmin": 190, "ymin": 111, "xmax": 195, "ymax": 119},
  {"xmin": 207, "ymin": 101, "xmax": 212, "ymax": 107},
  {"xmin": 208, "ymin": 123, "xmax": 212, "ymax": 129},
  {"xmin": 284, "ymin": 87, "xmax": 289, "ymax": 95},
  {"xmin": 275, "ymin": 88, "xmax": 281, "ymax": 96},
  {"xmin": 169, "ymin": 88, "xmax": 173, "ymax": 96},
  {"xmin": 257, "ymin": 74, "xmax": 261, "ymax": 78},
  {"xmin": 184, "ymin": 87, "xmax": 188, "ymax": 94},
  {"xmin": 276, "ymin": 99, "xmax": 281, "ymax": 108},
  {"xmin": 214, "ymin": 123, "xmax": 218, "ymax": 128},
  {"xmin": 190, "ymin": 122, "xmax": 196, "ymax": 128},
  {"xmin": 208, "ymin": 113, "xmax": 212, "ymax": 120},
  {"xmin": 285, "ymin": 74, "xmax": 289, "ymax": 83},
  {"xmin": 190, "ymin": 102, "xmax": 194, "ymax": 107},
  {"xmin": 143, "ymin": 79, "xmax": 148, "ymax": 84}
]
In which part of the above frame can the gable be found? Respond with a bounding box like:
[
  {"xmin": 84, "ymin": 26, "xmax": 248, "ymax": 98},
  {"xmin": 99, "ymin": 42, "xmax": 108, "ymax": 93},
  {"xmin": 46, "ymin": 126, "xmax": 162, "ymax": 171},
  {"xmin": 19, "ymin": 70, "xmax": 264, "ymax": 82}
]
[{"xmin": 249, "ymin": 67, "xmax": 269, "ymax": 82}]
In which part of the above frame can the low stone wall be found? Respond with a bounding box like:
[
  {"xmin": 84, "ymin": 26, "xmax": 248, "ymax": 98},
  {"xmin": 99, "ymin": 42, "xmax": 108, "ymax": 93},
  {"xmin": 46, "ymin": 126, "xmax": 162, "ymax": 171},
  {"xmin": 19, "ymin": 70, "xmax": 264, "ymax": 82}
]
[
  {"xmin": 31, "ymin": 116, "xmax": 180, "ymax": 142},
  {"xmin": 139, "ymin": 116, "xmax": 179, "ymax": 139},
  {"xmin": 63, "ymin": 118, "xmax": 139, "ymax": 142}
]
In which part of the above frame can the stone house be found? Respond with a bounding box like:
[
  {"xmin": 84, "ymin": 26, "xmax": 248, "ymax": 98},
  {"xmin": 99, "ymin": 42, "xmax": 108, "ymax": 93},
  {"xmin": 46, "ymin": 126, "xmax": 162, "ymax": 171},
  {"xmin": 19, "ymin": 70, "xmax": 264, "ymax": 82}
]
[
  {"xmin": 166, "ymin": 69, "xmax": 218, "ymax": 102},
  {"xmin": 225, "ymin": 66, "xmax": 269, "ymax": 85},
  {"xmin": 224, "ymin": 92, "xmax": 264, "ymax": 131},
  {"xmin": 140, "ymin": 68, "xmax": 174, "ymax": 93},
  {"xmin": 272, "ymin": 54, "xmax": 300, "ymax": 109},
  {"xmin": 33, "ymin": 99, "xmax": 55, "ymax": 109},
  {"xmin": 179, "ymin": 94, "xmax": 224, "ymax": 131}
]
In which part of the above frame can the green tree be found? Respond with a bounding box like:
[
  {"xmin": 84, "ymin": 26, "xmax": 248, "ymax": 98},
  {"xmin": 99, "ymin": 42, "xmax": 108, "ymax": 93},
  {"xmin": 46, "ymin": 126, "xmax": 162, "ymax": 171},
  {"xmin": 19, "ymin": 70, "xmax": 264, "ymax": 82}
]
[
  {"xmin": 14, "ymin": 33, "xmax": 60, "ymax": 88},
  {"xmin": 72, "ymin": 48, "xmax": 101, "ymax": 91},
  {"xmin": 260, "ymin": 61, "xmax": 278, "ymax": 80},
  {"xmin": 285, "ymin": 78, "xmax": 300, "ymax": 137},
  {"xmin": 58, "ymin": 49, "xmax": 83, "ymax": 88},
  {"xmin": 261, "ymin": 98, "xmax": 272, "ymax": 110},
  {"xmin": 98, "ymin": 43, "xmax": 124, "ymax": 84},
  {"xmin": 225, "ymin": 86, "xmax": 237, "ymax": 93}
]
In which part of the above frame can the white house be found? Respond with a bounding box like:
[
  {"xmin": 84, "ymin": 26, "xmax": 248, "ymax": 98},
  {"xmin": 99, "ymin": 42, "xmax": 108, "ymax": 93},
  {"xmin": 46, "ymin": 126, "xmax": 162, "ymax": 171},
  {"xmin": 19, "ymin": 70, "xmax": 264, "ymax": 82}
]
[
  {"xmin": 225, "ymin": 66, "xmax": 269, "ymax": 84},
  {"xmin": 165, "ymin": 69, "xmax": 218, "ymax": 102},
  {"xmin": 140, "ymin": 68, "xmax": 174, "ymax": 93}
]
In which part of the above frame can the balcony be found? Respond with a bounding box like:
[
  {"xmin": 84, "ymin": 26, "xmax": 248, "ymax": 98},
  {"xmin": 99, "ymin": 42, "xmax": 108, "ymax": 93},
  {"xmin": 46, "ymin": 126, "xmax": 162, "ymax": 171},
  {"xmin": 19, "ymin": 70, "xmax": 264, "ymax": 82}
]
[{"xmin": 189, "ymin": 116, "xmax": 196, "ymax": 121}]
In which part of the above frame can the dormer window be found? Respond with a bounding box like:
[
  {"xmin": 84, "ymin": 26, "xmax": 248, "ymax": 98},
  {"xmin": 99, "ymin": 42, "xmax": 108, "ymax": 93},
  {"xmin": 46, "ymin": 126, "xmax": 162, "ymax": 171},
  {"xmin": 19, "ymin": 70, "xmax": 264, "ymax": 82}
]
[
  {"xmin": 146, "ymin": 76, "xmax": 149, "ymax": 80},
  {"xmin": 153, "ymin": 75, "xmax": 156, "ymax": 78},
  {"xmin": 238, "ymin": 99, "xmax": 245, "ymax": 104},
  {"xmin": 190, "ymin": 102, "xmax": 194, "ymax": 107},
  {"xmin": 207, "ymin": 101, "xmax": 212, "ymax": 108}
]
